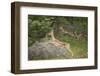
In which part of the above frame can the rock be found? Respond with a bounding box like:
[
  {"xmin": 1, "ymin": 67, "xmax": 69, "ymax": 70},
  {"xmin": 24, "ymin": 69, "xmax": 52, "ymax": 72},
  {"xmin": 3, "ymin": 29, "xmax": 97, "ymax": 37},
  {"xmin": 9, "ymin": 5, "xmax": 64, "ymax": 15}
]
[{"xmin": 28, "ymin": 40, "xmax": 72, "ymax": 60}]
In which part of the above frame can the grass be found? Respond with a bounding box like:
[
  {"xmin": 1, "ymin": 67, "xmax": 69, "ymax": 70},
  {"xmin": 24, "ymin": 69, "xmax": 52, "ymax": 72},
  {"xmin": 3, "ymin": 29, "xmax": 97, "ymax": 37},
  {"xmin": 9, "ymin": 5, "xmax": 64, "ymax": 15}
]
[{"xmin": 56, "ymin": 34, "xmax": 88, "ymax": 58}]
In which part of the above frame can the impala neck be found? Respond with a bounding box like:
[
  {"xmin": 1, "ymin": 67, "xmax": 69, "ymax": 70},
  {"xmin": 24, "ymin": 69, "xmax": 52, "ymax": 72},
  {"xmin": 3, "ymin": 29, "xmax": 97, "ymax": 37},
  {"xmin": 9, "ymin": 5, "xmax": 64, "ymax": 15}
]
[{"xmin": 51, "ymin": 29, "xmax": 55, "ymax": 41}]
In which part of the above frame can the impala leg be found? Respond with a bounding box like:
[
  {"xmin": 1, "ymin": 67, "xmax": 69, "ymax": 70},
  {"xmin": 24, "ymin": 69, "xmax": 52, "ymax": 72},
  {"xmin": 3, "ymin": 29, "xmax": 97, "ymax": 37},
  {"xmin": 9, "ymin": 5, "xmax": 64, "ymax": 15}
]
[{"xmin": 65, "ymin": 43, "xmax": 74, "ymax": 57}]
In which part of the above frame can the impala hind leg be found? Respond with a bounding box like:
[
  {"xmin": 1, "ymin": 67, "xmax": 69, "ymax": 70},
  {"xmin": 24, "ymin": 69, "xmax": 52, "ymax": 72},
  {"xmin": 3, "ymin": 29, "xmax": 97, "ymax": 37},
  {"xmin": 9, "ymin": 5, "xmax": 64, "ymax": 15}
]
[{"xmin": 65, "ymin": 43, "xmax": 74, "ymax": 57}]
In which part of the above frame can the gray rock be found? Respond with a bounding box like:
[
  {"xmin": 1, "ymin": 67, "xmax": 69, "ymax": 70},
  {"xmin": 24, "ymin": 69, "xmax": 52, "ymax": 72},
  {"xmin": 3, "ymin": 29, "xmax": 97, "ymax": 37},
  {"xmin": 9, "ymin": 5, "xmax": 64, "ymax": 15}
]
[{"xmin": 28, "ymin": 41, "xmax": 72, "ymax": 60}]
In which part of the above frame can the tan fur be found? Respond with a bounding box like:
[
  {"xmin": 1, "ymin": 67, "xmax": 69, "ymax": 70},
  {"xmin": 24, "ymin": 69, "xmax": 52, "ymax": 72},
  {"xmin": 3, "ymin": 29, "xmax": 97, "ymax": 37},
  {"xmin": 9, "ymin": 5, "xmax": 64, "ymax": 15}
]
[{"xmin": 50, "ymin": 39, "xmax": 74, "ymax": 56}]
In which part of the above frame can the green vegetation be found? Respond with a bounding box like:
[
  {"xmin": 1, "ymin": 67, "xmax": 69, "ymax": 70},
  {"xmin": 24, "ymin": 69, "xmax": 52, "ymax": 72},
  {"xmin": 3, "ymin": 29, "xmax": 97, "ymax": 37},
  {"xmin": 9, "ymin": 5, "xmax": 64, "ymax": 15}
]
[
  {"xmin": 57, "ymin": 35, "xmax": 88, "ymax": 58},
  {"xmin": 28, "ymin": 15, "xmax": 88, "ymax": 59}
]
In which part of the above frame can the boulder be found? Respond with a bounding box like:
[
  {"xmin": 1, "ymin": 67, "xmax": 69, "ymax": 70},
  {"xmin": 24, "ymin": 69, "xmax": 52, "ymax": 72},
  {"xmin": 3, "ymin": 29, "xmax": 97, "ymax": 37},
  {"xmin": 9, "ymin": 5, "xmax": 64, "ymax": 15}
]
[{"xmin": 28, "ymin": 41, "xmax": 72, "ymax": 60}]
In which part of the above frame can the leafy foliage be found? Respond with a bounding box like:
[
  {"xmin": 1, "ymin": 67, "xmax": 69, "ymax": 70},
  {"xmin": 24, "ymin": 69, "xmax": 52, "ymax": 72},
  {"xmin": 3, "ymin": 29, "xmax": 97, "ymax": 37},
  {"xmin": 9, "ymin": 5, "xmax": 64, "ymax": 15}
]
[{"xmin": 28, "ymin": 15, "xmax": 88, "ymax": 47}]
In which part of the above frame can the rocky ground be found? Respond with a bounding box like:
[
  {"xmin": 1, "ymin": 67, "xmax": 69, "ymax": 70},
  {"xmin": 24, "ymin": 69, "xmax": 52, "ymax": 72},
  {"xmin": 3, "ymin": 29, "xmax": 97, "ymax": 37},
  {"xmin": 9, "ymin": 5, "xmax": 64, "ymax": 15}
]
[{"xmin": 28, "ymin": 40, "xmax": 73, "ymax": 60}]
